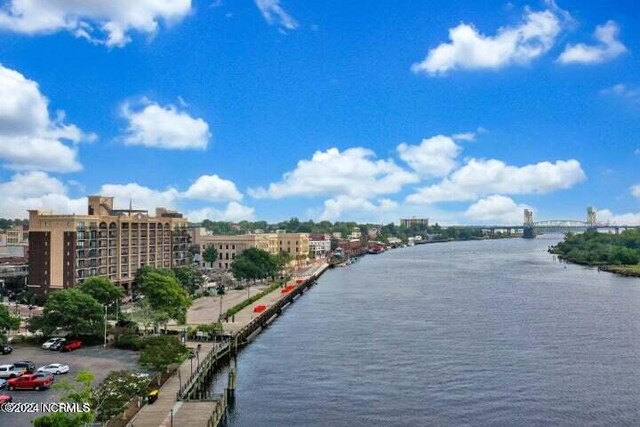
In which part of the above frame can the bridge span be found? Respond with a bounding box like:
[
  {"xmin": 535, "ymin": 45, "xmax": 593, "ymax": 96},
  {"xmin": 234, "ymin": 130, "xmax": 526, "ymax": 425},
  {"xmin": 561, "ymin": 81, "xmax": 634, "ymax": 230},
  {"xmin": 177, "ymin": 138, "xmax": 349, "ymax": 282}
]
[{"xmin": 453, "ymin": 207, "xmax": 638, "ymax": 238}]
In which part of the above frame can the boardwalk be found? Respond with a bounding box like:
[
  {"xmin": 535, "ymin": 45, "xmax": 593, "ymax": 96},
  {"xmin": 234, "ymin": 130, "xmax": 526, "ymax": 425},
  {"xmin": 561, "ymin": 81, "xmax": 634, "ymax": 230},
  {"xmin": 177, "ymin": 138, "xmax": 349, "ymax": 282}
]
[
  {"xmin": 129, "ymin": 342, "xmax": 215, "ymax": 427},
  {"xmin": 129, "ymin": 262, "xmax": 328, "ymax": 427}
]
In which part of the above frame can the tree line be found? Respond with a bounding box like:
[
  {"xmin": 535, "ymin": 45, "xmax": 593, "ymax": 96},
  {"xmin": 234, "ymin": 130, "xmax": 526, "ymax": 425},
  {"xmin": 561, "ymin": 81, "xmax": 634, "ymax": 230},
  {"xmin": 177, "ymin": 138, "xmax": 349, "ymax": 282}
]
[{"xmin": 550, "ymin": 230, "xmax": 640, "ymax": 266}]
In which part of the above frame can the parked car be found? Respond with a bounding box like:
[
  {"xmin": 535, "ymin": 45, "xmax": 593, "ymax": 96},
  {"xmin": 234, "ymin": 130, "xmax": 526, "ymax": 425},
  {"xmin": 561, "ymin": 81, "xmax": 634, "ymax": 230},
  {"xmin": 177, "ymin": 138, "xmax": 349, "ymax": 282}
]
[
  {"xmin": 0, "ymin": 378, "xmax": 6, "ymax": 389},
  {"xmin": 0, "ymin": 364, "xmax": 26, "ymax": 379},
  {"xmin": 37, "ymin": 363, "xmax": 69, "ymax": 375},
  {"xmin": 41, "ymin": 338, "xmax": 66, "ymax": 350},
  {"xmin": 0, "ymin": 394, "xmax": 12, "ymax": 404},
  {"xmin": 49, "ymin": 340, "xmax": 66, "ymax": 351},
  {"xmin": 12, "ymin": 361, "xmax": 36, "ymax": 374},
  {"xmin": 7, "ymin": 373, "xmax": 54, "ymax": 391},
  {"xmin": 0, "ymin": 344, "xmax": 12, "ymax": 355},
  {"xmin": 61, "ymin": 340, "xmax": 82, "ymax": 352}
]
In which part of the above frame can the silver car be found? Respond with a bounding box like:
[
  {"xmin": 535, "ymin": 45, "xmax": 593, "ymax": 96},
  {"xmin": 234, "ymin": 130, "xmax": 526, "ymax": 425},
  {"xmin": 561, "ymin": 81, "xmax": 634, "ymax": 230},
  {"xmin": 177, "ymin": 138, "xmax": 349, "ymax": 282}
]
[{"xmin": 37, "ymin": 363, "xmax": 70, "ymax": 375}]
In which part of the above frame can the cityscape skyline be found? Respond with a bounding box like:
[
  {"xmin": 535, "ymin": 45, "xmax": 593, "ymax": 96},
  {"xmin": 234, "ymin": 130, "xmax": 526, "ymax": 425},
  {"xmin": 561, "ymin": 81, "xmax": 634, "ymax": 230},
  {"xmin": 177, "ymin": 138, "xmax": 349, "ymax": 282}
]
[{"xmin": 0, "ymin": 0, "xmax": 638, "ymax": 225}]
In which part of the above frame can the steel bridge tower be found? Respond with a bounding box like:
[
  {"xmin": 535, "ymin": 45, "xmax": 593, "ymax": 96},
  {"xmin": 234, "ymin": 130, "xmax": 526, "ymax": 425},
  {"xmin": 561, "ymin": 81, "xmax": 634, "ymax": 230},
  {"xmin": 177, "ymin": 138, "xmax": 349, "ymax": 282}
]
[{"xmin": 523, "ymin": 209, "xmax": 535, "ymax": 239}]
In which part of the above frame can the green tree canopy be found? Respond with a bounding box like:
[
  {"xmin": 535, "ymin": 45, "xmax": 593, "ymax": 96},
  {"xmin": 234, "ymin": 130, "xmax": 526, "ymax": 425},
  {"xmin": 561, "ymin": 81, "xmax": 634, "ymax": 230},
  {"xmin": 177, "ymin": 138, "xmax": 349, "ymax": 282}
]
[
  {"xmin": 138, "ymin": 335, "xmax": 188, "ymax": 372},
  {"xmin": 139, "ymin": 271, "xmax": 191, "ymax": 324},
  {"xmin": 32, "ymin": 370, "xmax": 95, "ymax": 426},
  {"xmin": 0, "ymin": 304, "xmax": 20, "ymax": 334},
  {"xmin": 28, "ymin": 289, "xmax": 103, "ymax": 336},
  {"xmin": 77, "ymin": 276, "xmax": 124, "ymax": 306},
  {"xmin": 173, "ymin": 266, "xmax": 204, "ymax": 295},
  {"xmin": 230, "ymin": 247, "xmax": 278, "ymax": 282},
  {"xmin": 202, "ymin": 245, "xmax": 218, "ymax": 265}
]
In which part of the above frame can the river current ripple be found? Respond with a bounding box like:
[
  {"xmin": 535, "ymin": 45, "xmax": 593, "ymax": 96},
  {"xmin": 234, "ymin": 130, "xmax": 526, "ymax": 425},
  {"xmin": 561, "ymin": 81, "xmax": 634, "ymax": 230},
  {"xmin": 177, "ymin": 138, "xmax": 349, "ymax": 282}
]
[{"xmin": 224, "ymin": 235, "xmax": 640, "ymax": 426}]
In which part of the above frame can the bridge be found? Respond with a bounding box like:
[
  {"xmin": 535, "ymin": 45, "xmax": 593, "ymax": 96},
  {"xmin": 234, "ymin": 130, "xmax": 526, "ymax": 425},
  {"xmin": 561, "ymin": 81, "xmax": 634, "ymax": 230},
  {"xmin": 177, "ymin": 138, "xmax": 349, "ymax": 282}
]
[{"xmin": 455, "ymin": 207, "xmax": 638, "ymax": 239}]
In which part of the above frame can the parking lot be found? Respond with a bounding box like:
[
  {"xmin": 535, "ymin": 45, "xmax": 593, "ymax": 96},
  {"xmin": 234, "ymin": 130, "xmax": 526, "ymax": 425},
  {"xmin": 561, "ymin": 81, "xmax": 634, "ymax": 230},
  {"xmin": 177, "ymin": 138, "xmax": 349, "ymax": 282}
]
[{"xmin": 0, "ymin": 344, "xmax": 142, "ymax": 427}]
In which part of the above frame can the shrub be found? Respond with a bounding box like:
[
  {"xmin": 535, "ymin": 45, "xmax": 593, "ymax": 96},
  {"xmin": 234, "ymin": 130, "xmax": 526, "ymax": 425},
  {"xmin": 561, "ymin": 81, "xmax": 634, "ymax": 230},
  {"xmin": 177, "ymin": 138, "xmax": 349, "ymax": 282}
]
[{"xmin": 114, "ymin": 334, "xmax": 145, "ymax": 351}]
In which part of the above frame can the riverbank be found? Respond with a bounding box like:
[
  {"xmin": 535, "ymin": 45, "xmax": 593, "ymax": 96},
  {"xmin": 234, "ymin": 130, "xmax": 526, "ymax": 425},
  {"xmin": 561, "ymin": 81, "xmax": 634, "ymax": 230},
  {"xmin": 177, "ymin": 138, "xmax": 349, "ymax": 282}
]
[
  {"xmin": 599, "ymin": 265, "xmax": 640, "ymax": 277},
  {"xmin": 130, "ymin": 261, "xmax": 330, "ymax": 427}
]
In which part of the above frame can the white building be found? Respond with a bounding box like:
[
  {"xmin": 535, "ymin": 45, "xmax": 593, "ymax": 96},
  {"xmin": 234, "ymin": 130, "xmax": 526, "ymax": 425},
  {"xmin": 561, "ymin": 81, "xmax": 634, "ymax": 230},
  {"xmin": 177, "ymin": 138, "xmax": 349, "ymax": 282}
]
[{"xmin": 308, "ymin": 233, "xmax": 331, "ymax": 258}]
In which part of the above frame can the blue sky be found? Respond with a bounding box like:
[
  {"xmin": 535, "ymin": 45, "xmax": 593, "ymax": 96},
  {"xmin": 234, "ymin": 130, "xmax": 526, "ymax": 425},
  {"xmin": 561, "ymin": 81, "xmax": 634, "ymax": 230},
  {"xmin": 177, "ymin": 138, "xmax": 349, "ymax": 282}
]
[{"xmin": 0, "ymin": 0, "xmax": 638, "ymax": 225}]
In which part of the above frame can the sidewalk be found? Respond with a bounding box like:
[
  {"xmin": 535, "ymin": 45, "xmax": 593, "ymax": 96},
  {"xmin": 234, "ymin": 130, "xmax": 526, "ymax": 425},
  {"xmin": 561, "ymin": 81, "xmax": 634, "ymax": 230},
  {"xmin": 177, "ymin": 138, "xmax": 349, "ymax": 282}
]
[{"xmin": 128, "ymin": 341, "xmax": 215, "ymax": 427}]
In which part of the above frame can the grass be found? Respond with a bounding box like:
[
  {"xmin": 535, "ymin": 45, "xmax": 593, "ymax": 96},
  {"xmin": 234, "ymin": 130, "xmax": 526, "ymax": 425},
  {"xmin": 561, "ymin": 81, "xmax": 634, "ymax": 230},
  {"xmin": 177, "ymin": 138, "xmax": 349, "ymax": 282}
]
[
  {"xmin": 224, "ymin": 281, "xmax": 283, "ymax": 318},
  {"xmin": 600, "ymin": 265, "xmax": 640, "ymax": 277}
]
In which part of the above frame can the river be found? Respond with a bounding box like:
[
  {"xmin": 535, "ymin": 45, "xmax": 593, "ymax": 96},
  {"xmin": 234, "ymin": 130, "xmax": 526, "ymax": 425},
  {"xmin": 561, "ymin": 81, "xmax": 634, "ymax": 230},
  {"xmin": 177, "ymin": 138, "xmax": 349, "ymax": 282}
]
[{"xmin": 221, "ymin": 235, "xmax": 640, "ymax": 426}]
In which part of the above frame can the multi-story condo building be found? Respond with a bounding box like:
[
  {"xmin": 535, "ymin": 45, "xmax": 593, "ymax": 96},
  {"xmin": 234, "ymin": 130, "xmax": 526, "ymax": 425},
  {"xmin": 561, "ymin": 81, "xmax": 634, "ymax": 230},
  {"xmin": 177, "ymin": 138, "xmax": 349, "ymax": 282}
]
[
  {"xmin": 400, "ymin": 217, "xmax": 429, "ymax": 228},
  {"xmin": 190, "ymin": 228, "xmax": 309, "ymax": 270},
  {"xmin": 28, "ymin": 196, "xmax": 189, "ymax": 297}
]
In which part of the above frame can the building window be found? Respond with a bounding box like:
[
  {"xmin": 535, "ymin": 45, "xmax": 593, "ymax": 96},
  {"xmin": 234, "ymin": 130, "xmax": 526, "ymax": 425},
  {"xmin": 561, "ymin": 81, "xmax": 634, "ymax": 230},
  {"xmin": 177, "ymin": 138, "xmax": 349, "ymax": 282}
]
[
  {"xmin": 219, "ymin": 253, "xmax": 223, "ymax": 260},
  {"xmin": 232, "ymin": 253, "xmax": 235, "ymax": 260},
  {"xmin": 219, "ymin": 245, "xmax": 222, "ymax": 250},
  {"xmin": 226, "ymin": 245, "xmax": 229, "ymax": 250},
  {"xmin": 225, "ymin": 253, "xmax": 229, "ymax": 260},
  {"xmin": 219, "ymin": 262, "xmax": 222, "ymax": 269},
  {"xmin": 232, "ymin": 245, "xmax": 235, "ymax": 250},
  {"xmin": 225, "ymin": 263, "xmax": 228, "ymax": 269}
]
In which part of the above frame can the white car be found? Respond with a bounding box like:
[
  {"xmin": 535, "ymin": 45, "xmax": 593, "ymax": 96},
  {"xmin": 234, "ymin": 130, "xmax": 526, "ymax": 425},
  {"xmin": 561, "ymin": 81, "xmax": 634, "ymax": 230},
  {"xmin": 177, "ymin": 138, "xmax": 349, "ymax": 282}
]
[
  {"xmin": 41, "ymin": 338, "xmax": 66, "ymax": 350},
  {"xmin": 37, "ymin": 364, "xmax": 69, "ymax": 375},
  {"xmin": 0, "ymin": 378, "xmax": 6, "ymax": 389}
]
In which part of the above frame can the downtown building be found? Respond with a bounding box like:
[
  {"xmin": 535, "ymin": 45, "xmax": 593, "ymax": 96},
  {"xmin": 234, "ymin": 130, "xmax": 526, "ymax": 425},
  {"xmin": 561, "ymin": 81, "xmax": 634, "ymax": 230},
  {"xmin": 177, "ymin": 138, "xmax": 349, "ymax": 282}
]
[
  {"xmin": 28, "ymin": 196, "xmax": 189, "ymax": 298},
  {"xmin": 308, "ymin": 233, "xmax": 331, "ymax": 258},
  {"xmin": 190, "ymin": 227, "xmax": 310, "ymax": 270},
  {"xmin": 400, "ymin": 217, "xmax": 429, "ymax": 228}
]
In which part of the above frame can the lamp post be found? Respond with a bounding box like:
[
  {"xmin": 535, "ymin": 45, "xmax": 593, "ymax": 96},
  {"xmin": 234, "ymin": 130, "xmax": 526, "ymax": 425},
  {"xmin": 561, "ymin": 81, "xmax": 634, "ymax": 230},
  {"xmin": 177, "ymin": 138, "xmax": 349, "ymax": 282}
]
[{"xmin": 103, "ymin": 304, "xmax": 108, "ymax": 348}]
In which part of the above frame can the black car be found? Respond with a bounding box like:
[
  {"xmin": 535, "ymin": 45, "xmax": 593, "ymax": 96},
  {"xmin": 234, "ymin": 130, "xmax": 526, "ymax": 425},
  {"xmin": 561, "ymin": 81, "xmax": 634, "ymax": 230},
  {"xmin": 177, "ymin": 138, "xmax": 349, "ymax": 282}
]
[
  {"xmin": 50, "ymin": 340, "xmax": 66, "ymax": 351},
  {"xmin": 12, "ymin": 361, "xmax": 36, "ymax": 374},
  {"xmin": 0, "ymin": 344, "xmax": 11, "ymax": 355}
]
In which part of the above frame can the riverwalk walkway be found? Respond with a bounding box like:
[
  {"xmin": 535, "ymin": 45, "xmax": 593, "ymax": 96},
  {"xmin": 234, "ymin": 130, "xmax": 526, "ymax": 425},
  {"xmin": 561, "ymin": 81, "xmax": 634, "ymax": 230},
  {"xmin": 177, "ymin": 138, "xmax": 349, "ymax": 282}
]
[
  {"xmin": 129, "ymin": 342, "xmax": 215, "ymax": 427},
  {"xmin": 128, "ymin": 261, "xmax": 328, "ymax": 427}
]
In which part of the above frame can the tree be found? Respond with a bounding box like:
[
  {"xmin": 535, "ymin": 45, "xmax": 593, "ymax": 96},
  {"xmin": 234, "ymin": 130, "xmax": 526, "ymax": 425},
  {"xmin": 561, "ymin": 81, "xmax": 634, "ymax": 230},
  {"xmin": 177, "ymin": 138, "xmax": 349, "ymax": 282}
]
[
  {"xmin": 28, "ymin": 289, "xmax": 103, "ymax": 336},
  {"xmin": 139, "ymin": 271, "xmax": 191, "ymax": 324},
  {"xmin": 77, "ymin": 276, "xmax": 124, "ymax": 306},
  {"xmin": 94, "ymin": 370, "xmax": 149, "ymax": 422},
  {"xmin": 139, "ymin": 335, "xmax": 188, "ymax": 373},
  {"xmin": 202, "ymin": 245, "xmax": 218, "ymax": 267},
  {"xmin": 0, "ymin": 304, "xmax": 20, "ymax": 337},
  {"xmin": 173, "ymin": 266, "xmax": 205, "ymax": 295},
  {"xmin": 32, "ymin": 370, "xmax": 94, "ymax": 426},
  {"xmin": 231, "ymin": 248, "xmax": 278, "ymax": 283}
]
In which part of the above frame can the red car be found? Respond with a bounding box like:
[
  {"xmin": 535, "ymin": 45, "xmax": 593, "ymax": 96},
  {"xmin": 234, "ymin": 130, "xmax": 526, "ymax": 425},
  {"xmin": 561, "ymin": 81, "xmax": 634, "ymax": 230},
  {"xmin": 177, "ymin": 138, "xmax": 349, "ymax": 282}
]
[
  {"xmin": 61, "ymin": 340, "xmax": 82, "ymax": 352},
  {"xmin": 0, "ymin": 394, "xmax": 12, "ymax": 404},
  {"xmin": 7, "ymin": 373, "xmax": 54, "ymax": 391}
]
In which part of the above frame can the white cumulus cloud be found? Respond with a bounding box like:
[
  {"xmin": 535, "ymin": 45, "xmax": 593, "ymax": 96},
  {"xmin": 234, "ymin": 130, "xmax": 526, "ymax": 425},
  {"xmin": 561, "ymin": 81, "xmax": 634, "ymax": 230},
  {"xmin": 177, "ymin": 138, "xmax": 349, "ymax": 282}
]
[
  {"xmin": 320, "ymin": 196, "xmax": 398, "ymax": 222},
  {"xmin": 558, "ymin": 21, "xmax": 626, "ymax": 65},
  {"xmin": 397, "ymin": 135, "xmax": 463, "ymax": 178},
  {"xmin": 249, "ymin": 147, "xmax": 419, "ymax": 199},
  {"xmin": 597, "ymin": 209, "xmax": 640, "ymax": 226},
  {"xmin": 0, "ymin": 64, "xmax": 93, "ymax": 172},
  {"xmin": 183, "ymin": 174, "xmax": 243, "ymax": 202},
  {"xmin": 0, "ymin": 0, "xmax": 193, "ymax": 47},
  {"xmin": 407, "ymin": 158, "xmax": 586, "ymax": 204},
  {"xmin": 465, "ymin": 195, "xmax": 530, "ymax": 224},
  {"xmin": 601, "ymin": 83, "xmax": 640, "ymax": 104},
  {"xmin": 188, "ymin": 202, "xmax": 256, "ymax": 222},
  {"xmin": 121, "ymin": 100, "xmax": 211, "ymax": 150},
  {"xmin": 99, "ymin": 183, "xmax": 181, "ymax": 212},
  {"xmin": 0, "ymin": 172, "xmax": 87, "ymax": 218},
  {"xmin": 254, "ymin": 0, "xmax": 297, "ymax": 30},
  {"xmin": 411, "ymin": 5, "xmax": 564, "ymax": 75}
]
